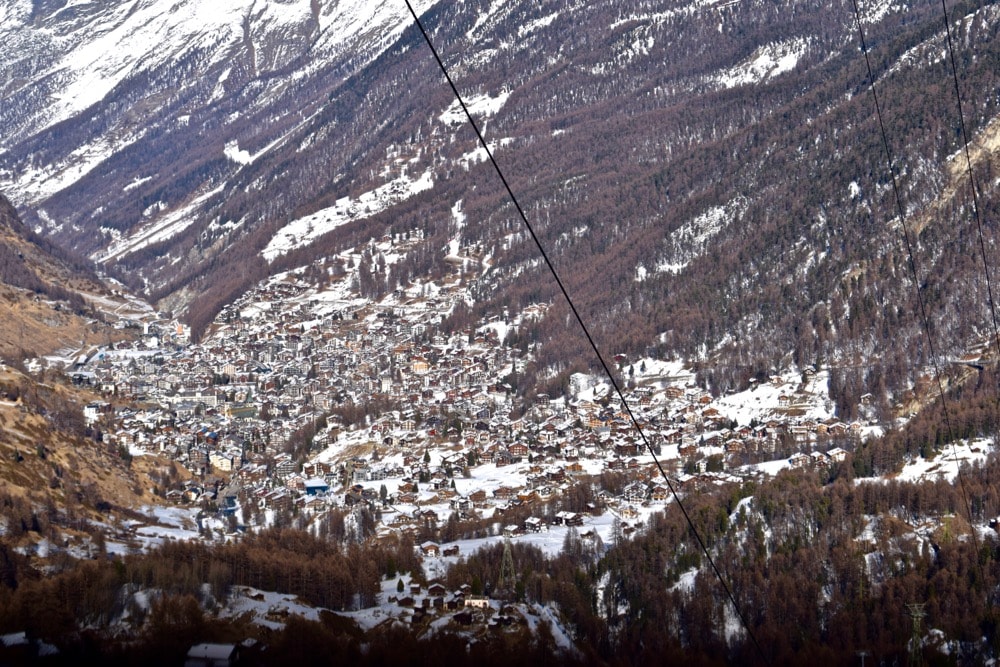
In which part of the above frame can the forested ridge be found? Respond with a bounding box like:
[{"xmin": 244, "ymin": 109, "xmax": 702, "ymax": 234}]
[
  {"xmin": 6, "ymin": 0, "xmax": 1000, "ymax": 410},
  {"xmin": 1, "ymin": 461, "xmax": 998, "ymax": 664}
]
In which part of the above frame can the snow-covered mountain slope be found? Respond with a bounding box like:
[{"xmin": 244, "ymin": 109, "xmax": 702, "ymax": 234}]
[
  {"xmin": 0, "ymin": 0, "xmax": 436, "ymax": 153},
  {"xmin": 0, "ymin": 0, "xmax": 438, "ymax": 246},
  {"xmin": 0, "ymin": 0, "xmax": 828, "ymax": 261},
  {"xmin": 3, "ymin": 0, "xmax": 1000, "ymax": 406}
]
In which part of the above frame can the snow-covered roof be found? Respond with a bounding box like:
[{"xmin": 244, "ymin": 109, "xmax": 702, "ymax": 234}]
[{"xmin": 186, "ymin": 642, "xmax": 237, "ymax": 660}]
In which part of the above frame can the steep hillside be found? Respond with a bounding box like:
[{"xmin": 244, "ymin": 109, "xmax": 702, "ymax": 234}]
[
  {"xmin": 0, "ymin": 362, "xmax": 168, "ymax": 526},
  {"xmin": 0, "ymin": 192, "xmax": 132, "ymax": 362},
  {"xmin": 3, "ymin": 0, "xmax": 1000, "ymax": 408},
  {"xmin": 0, "ymin": 193, "xmax": 92, "ymax": 302},
  {"xmin": 0, "ymin": 194, "xmax": 161, "ymax": 524}
]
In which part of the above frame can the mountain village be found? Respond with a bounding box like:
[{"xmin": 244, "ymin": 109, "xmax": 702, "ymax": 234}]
[{"xmin": 62, "ymin": 235, "xmax": 863, "ymax": 556}]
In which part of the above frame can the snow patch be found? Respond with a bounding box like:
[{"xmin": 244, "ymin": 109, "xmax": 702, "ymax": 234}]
[
  {"xmin": 466, "ymin": 0, "xmax": 513, "ymax": 41},
  {"xmin": 263, "ymin": 171, "xmax": 435, "ymax": 261},
  {"xmin": 859, "ymin": 0, "xmax": 904, "ymax": 24},
  {"xmin": 715, "ymin": 39, "xmax": 808, "ymax": 89},
  {"xmin": 439, "ymin": 91, "xmax": 511, "ymax": 127},
  {"xmin": 893, "ymin": 439, "xmax": 991, "ymax": 484},
  {"xmin": 224, "ymin": 140, "xmax": 252, "ymax": 165},
  {"xmin": 518, "ymin": 12, "xmax": 559, "ymax": 38},
  {"xmin": 12, "ymin": 132, "xmax": 145, "ymax": 200},
  {"xmin": 123, "ymin": 176, "xmax": 154, "ymax": 192},
  {"xmin": 658, "ymin": 197, "xmax": 747, "ymax": 274},
  {"xmin": 96, "ymin": 185, "xmax": 224, "ymax": 262}
]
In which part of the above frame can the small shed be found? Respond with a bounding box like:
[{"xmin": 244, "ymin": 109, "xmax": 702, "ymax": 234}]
[{"xmin": 185, "ymin": 643, "xmax": 238, "ymax": 667}]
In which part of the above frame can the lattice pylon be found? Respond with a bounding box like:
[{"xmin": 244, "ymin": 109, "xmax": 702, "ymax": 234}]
[
  {"xmin": 498, "ymin": 536, "xmax": 516, "ymax": 597},
  {"xmin": 906, "ymin": 602, "xmax": 926, "ymax": 667}
]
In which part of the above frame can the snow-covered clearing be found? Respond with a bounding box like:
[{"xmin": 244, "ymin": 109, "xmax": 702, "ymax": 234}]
[
  {"xmin": 438, "ymin": 91, "xmax": 511, "ymax": 127},
  {"xmin": 713, "ymin": 369, "xmax": 834, "ymax": 425},
  {"xmin": 715, "ymin": 39, "xmax": 809, "ymax": 89},
  {"xmin": 892, "ymin": 438, "xmax": 992, "ymax": 484},
  {"xmin": 263, "ymin": 171, "xmax": 434, "ymax": 261}
]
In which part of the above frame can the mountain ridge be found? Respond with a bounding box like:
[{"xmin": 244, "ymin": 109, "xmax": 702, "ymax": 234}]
[{"xmin": 2, "ymin": 0, "xmax": 1000, "ymax": 408}]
